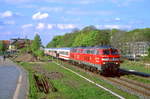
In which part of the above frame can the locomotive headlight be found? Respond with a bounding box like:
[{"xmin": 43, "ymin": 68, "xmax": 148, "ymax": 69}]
[
  {"xmin": 103, "ymin": 62, "xmax": 106, "ymax": 64},
  {"xmin": 102, "ymin": 58, "xmax": 109, "ymax": 61}
]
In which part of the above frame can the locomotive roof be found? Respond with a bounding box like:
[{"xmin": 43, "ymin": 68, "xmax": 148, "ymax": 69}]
[
  {"xmin": 44, "ymin": 47, "xmax": 72, "ymax": 50},
  {"xmin": 94, "ymin": 46, "xmax": 115, "ymax": 49},
  {"xmin": 45, "ymin": 46, "xmax": 116, "ymax": 50},
  {"xmin": 72, "ymin": 46, "xmax": 116, "ymax": 49}
]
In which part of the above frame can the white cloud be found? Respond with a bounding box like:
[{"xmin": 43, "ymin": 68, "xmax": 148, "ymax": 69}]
[
  {"xmin": 115, "ymin": 17, "xmax": 121, "ymax": 21},
  {"xmin": 56, "ymin": 24, "xmax": 76, "ymax": 29},
  {"xmin": 47, "ymin": 24, "xmax": 53, "ymax": 29},
  {"xmin": 104, "ymin": 25, "xmax": 120, "ymax": 29},
  {"xmin": 5, "ymin": 31, "xmax": 12, "ymax": 35},
  {"xmin": 36, "ymin": 23, "xmax": 45, "ymax": 29},
  {"xmin": 47, "ymin": 24, "xmax": 76, "ymax": 30},
  {"xmin": 38, "ymin": 23, "xmax": 77, "ymax": 30},
  {"xmin": 22, "ymin": 24, "xmax": 33, "ymax": 29},
  {"xmin": 96, "ymin": 24, "xmax": 132, "ymax": 29},
  {"xmin": 32, "ymin": 12, "xmax": 49, "ymax": 20},
  {"xmin": 0, "ymin": 11, "xmax": 13, "ymax": 18},
  {"xmin": 111, "ymin": 0, "xmax": 142, "ymax": 6}
]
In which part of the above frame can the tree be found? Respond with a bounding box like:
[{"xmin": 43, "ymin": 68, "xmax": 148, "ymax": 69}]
[
  {"xmin": 20, "ymin": 39, "xmax": 32, "ymax": 53},
  {"xmin": 82, "ymin": 25, "xmax": 97, "ymax": 31},
  {"xmin": 31, "ymin": 34, "xmax": 42, "ymax": 51},
  {"xmin": 46, "ymin": 36, "xmax": 62, "ymax": 48},
  {"xmin": 71, "ymin": 28, "xmax": 80, "ymax": 33},
  {"xmin": 0, "ymin": 41, "xmax": 5, "ymax": 53},
  {"xmin": 31, "ymin": 34, "xmax": 45, "ymax": 59},
  {"xmin": 148, "ymin": 48, "xmax": 150, "ymax": 57}
]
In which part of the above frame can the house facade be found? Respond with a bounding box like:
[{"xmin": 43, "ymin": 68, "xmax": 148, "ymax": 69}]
[{"xmin": 120, "ymin": 41, "xmax": 150, "ymax": 57}]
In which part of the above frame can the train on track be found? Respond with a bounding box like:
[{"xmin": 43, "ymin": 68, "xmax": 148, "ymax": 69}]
[{"xmin": 44, "ymin": 46, "xmax": 121, "ymax": 75}]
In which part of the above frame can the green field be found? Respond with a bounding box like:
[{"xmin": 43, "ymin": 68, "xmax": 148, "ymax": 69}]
[
  {"xmin": 18, "ymin": 60, "xmax": 138, "ymax": 99},
  {"xmin": 121, "ymin": 60, "xmax": 150, "ymax": 73}
]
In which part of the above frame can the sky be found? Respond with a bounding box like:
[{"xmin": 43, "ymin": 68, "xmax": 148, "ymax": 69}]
[{"xmin": 0, "ymin": 0, "xmax": 149, "ymax": 45}]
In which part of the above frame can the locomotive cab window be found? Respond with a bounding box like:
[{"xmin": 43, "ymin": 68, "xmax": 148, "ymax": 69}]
[
  {"xmin": 103, "ymin": 50, "xmax": 110, "ymax": 55},
  {"xmin": 111, "ymin": 49, "xmax": 119, "ymax": 55}
]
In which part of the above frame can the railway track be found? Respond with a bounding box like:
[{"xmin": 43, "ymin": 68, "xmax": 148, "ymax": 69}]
[
  {"xmin": 57, "ymin": 60, "xmax": 150, "ymax": 99},
  {"xmin": 119, "ymin": 68, "xmax": 150, "ymax": 77},
  {"xmin": 104, "ymin": 77, "xmax": 150, "ymax": 99}
]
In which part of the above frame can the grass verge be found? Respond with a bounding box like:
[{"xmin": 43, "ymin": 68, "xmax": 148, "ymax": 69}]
[
  {"xmin": 52, "ymin": 60, "xmax": 138, "ymax": 99},
  {"xmin": 18, "ymin": 61, "xmax": 126, "ymax": 99},
  {"xmin": 121, "ymin": 60, "xmax": 150, "ymax": 74}
]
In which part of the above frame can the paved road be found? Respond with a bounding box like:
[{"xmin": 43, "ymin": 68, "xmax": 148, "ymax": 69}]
[{"xmin": 0, "ymin": 57, "xmax": 28, "ymax": 99}]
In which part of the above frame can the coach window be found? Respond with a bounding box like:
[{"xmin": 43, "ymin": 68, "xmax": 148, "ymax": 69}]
[
  {"xmin": 96, "ymin": 50, "xmax": 99, "ymax": 55},
  {"xmin": 86, "ymin": 50, "xmax": 88, "ymax": 54},
  {"xmin": 83, "ymin": 50, "xmax": 87, "ymax": 54},
  {"xmin": 91, "ymin": 50, "xmax": 95, "ymax": 54},
  {"xmin": 77, "ymin": 49, "xmax": 81, "ymax": 53},
  {"xmin": 72, "ymin": 49, "xmax": 75, "ymax": 52},
  {"xmin": 89, "ymin": 50, "xmax": 91, "ymax": 54},
  {"xmin": 75, "ymin": 49, "xmax": 77, "ymax": 53},
  {"xmin": 77, "ymin": 50, "xmax": 80, "ymax": 53},
  {"xmin": 86, "ymin": 50, "xmax": 89, "ymax": 54}
]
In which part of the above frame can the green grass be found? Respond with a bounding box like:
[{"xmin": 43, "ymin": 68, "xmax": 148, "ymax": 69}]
[
  {"xmin": 55, "ymin": 60, "xmax": 138, "ymax": 99},
  {"xmin": 19, "ymin": 62, "xmax": 120, "ymax": 99},
  {"xmin": 17, "ymin": 58, "xmax": 140, "ymax": 99},
  {"xmin": 124, "ymin": 75, "xmax": 150, "ymax": 84},
  {"xmin": 121, "ymin": 60, "xmax": 150, "ymax": 73}
]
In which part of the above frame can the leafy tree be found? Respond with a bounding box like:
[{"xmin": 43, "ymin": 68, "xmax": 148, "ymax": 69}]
[
  {"xmin": 34, "ymin": 50, "xmax": 44, "ymax": 57},
  {"xmin": 30, "ymin": 34, "xmax": 44, "ymax": 58},
  {"xmin": 20, "ymin": 39, "xmax": 32, "ymax": 53},
  {"xmin": 0, "ymin": 41, "xmax": 3, "ymax": 52},
  {"xmin": 25, "ymin": 39, "xmax": 32, "ymax": 53},
  {"xmin": 82, "ymin": 25, "xmax": 97, "ymax": 31},
  {"xmin": 71, "ymin": 28, "xmax": 80, "ymax": 33},
  {"xmin": 0, "ymin": 41, "xmax": 5, "ymax": 53},
  {"xmin": 46, "ymin": 27, "xmax": 150, "ymax": 55},
  {"xmin": 148, "ymin": 48, "xmax": 150, "ymax": 57},
  {"xmin": 31, "ymin": 34, "xmax": 42, "ymax": 51},
  {"xmin": 110, "ymin": 29, "xmax": 126, "ymax": 48},
  {"xmin": 47, "ymin": 36, "xmax": 62, "ymax": 48},
  {"xmin": 72, "ymin": 30, "xmax": 110, "ymax": 47}
]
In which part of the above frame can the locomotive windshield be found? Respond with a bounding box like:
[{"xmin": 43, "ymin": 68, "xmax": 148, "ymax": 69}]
[
  {"xmin": 111, "ymin": 49, "xmax": 119, "ymax": 55},
  {"xmin": 103, "ymin": 49, "xmax": 119, "ymax": 55},
  {"xmin": 103, "ymin": 50, "xmax": 110, "ymax": 55}
]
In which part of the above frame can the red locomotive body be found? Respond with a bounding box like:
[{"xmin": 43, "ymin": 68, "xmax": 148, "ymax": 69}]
[{"xmin": 70, "ymin": 46, "xmax": 120, "ymax": 74}]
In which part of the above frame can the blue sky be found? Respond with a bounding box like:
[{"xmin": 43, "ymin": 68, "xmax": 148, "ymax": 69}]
[{"xmin": 0, "ymin": 0, "xmax": 149, "ymax": 45}]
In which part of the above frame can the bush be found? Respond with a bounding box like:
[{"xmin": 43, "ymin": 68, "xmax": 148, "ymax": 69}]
[
  {"xmin": 33, "ymin": 50, "xmax": 44, "ymax": 58},
  {"xmin": 148, "ymin": 48, "xmax": 150, "ymax": 57}
]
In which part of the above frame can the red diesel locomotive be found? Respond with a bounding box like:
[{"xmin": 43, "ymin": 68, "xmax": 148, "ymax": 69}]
[{"xmin": 44, "ymin": 46, "xmax": 121, "ymax": 74}]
